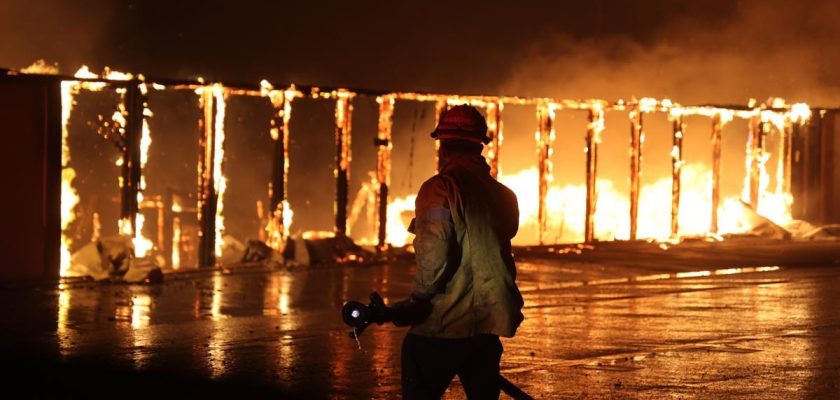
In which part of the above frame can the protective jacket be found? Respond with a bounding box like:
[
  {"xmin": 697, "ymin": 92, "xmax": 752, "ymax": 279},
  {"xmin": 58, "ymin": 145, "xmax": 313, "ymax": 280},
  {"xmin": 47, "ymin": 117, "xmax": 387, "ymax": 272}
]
[{"xmin": 408, "ymin": 153, "xmax": 524, "ymax": 338}]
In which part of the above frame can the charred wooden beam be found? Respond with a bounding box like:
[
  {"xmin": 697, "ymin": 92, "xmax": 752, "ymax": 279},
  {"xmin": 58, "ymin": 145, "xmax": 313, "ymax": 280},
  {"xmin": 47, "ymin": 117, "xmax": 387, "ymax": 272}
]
[
  {"xmin": 197, "ymin": 88, "xmax": 217, "ymax": 268},
  {"xmin": 536, "ymin": 101, "xmax": 554, "ymax": 245},
  {"xmin": 804, "ymin": 112, "xmax": 823, "ymax": 221},
  {"xmin": 334, "ymin": 91, "xmax": 353, "ymax": 237},
  {"xmin": 155, "ymin": 196, "xmax": 165, "ymax": 254},
  {"xmin": 671, "ymin": 114, "xmax": 685, "ymax": 238},
  {"xmin": 584, "ymin": 106, "xmax": 603, "ymax": 243},
  {"xmin": 163, "ymin": 189, "xmax": 174, "ymax": 268},
  {"xmin": 629, "ymin": 107, "xmax": 644, "ymax": 240},
  {"xmin": 269, "ymin": 114, "xmax": 286, "ymax": 234},
  {"xmin": 781, "ymin": 122, "xmax": 793, "ymax": 196},
  {"xmin": 267, "ymin": 91, "xmax": 292, "ymax": 248},
  {"xmin": 748, "ymin": 114, "xmax": 765, "ymax": 209},
  {"xmin": 120, "ymin": 83, "xmax": 145, "ymax": 234},
  {"xmin": 376, "ymin": 95, "xmax": 395, "ymax": 250},
  {"xmin": 485, "ymin": 101, "xmax": 503, "ymax": 179},
  {"xmin": 710, "ymin": 113, "xmax": 723, "ymax": 233},
  {"xmin": 819, "ymin": 111, "xmax": 836, "ymax": 223},
  {"xmin": 790, "ymin": 120, "xmax": 805, "ymax": 219}
]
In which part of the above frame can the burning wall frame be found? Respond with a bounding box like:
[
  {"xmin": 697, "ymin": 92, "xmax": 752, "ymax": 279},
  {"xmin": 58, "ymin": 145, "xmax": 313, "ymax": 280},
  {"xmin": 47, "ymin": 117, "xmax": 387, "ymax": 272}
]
[{"xmin": 2, "ymin": 69, "xmax": 837, "ymax": 280}]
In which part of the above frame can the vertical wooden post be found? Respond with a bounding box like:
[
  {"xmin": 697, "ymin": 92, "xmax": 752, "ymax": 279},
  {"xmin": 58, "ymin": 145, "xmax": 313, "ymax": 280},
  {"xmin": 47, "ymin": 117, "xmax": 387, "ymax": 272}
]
[
  {"xmin": 670, "ymin": 113, "xmax": 684, "ymax": 238},
  {"xmin": 584, "ymin": 106, "xmax": 603, "ymax": 243},
  {"xmin": 163, "ymin": 189, "xmax": 174, "ymax": 267},
  {"xmin": 120, "ymin": 83, "xmax": 144, "ymax": 236},
  {"xmin": 790, "ymin": 121, "xmax": 803, "ymax": 219},
  {"xmin": 267, "ymin": 90, "xmax": 293, "ymax": 249},
  {"xmin": 818, "ymin": 110, "xmax": 834, "ymax": 224},
  {"xmin": 197, "ymin": 87, "xmax": 217, "ymax": 268},
  {"xmin": 156, "ymin": 197, "xmax": 165, "ymax": 252},
  {"xmin": 536, "ymin": 101, "xmax": 554, "ymax": 245},
  {"xmin": 710, "ymin": 113, "xmax": 723, "ymax": 233},
  {"xmin": 802, "ymin": 112, "xmax": 824, "ymax": 222},
  {"xmin": 269, "ymin": 109, "xmax": 286, "ymax": 239},
  {"xmin": 334, "ymin": 90, "xmax": 353, "ymax": 238},
  {"xmin": 375, "ymin": 95, "xmax": 395, "ymax": 249},
  {"xmin": 485, "ymin": 101, "xmax": 503, "ymax": 179},
  {"xmin": 748, "ymin": 114, "xmax": 765, "ymax": 209},
  {"xmin": 780, "ymin": 119, "xmax": 794, "ymax": 196},
  {"xmin": 629, "ymin": 107, "xmax": 644, "ymax": 240},
  {"xmin": 789, "ymin": 107, "xmax": 813, "ymax": 220}
]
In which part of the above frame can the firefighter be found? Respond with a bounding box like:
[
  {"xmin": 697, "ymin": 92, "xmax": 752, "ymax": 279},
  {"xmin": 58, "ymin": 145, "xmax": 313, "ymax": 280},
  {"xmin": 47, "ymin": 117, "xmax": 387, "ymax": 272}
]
[{"xmin": 391, "ymin": 104, "xmax": 524, "ymax": 399}]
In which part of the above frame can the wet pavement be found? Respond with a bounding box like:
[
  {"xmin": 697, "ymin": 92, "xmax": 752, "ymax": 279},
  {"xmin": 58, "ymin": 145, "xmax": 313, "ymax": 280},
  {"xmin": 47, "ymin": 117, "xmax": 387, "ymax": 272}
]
[{"xmin": 2, "ymin": 244, "xmax": 840, "ymax": 399}]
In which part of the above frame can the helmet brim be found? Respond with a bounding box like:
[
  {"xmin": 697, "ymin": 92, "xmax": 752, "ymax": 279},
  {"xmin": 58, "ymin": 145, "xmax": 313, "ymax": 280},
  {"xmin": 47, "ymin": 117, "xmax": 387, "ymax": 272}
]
[{"xmin": 431, "ymin": 129, "xmax": 491, "ymax": 144}]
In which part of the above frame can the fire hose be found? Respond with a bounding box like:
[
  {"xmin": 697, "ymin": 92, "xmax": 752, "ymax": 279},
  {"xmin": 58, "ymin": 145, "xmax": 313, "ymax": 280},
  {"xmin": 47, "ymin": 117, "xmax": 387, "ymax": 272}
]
[{"xmin": 342, "ymin": 292, "xmax": 534, "ymax": 400}]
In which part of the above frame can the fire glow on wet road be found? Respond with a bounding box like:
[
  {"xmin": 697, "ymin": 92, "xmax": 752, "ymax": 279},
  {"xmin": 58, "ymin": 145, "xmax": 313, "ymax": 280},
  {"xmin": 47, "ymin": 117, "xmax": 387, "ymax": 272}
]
[{"xmin": 1, "ymin": 256, "xmax": 839, "ymax": 399}]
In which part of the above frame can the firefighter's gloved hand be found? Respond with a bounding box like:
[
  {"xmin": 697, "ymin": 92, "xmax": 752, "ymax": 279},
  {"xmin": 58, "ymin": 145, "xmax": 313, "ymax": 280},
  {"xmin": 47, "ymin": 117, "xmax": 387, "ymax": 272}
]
[
  {"xmin": 367, "ymin": 292, "xmax": 391, "ymax": 325},
  {"xmin": 389, "ymin": 295, "xmax": 433, "ymax": 327},
  {"xmin": 364, "ymin": 292, "xmax": 433, "ymax": 327}
]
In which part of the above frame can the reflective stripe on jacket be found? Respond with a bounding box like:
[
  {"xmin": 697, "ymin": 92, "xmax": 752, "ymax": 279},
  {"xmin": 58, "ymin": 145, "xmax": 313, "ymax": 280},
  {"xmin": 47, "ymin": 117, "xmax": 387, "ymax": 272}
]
[{"xmin": 409, "ymin": 154, "xmax": 524, "ymax": 338}]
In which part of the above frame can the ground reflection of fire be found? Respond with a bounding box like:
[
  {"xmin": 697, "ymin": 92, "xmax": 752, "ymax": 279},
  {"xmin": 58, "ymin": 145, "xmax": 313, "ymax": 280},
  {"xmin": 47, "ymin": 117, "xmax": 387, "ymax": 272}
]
[
  {"xmin": 208, "ymin": 274, "xmax": 228, "ymax": 378},
  {"xmin": 43, "ymin": 63, "xmax": 814, "ymax": 273}
]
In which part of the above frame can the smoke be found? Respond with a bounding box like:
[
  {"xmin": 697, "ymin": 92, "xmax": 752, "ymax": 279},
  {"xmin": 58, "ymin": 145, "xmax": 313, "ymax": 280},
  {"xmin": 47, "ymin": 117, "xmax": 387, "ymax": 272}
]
[
  {"xmin": 0, "ymin": 0, "xmax": 114, "ymax": 71},
  {"xmin": 502, "ymin": 0, "xmax": 840, "ymax": 106}
]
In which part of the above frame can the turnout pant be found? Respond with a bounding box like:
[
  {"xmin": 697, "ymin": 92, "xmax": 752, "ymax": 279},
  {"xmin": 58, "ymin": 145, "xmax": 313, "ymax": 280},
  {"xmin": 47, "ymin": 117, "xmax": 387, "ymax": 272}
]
[{"xmin": 401, "ymin": 333, "xmax": 503, "ymax": 399}]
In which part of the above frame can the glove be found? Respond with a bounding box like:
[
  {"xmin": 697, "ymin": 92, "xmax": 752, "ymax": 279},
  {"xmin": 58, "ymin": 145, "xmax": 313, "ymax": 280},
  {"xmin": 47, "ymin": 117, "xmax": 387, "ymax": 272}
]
[
  {"xmin": 367, "ymin": 292, "xmax": 391, "ymax": 325},
  {"xmin": 388, "ymin": 295, "xmax": 433, "ymax": 327},
  {"xmin": 365, "ymin": 292, "xmax": 433, "ymax": 327}
]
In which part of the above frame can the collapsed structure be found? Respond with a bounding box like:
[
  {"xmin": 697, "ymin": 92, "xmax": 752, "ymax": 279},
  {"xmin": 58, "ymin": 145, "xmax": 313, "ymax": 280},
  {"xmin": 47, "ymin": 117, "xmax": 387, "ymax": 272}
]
[{"xmin": 1, "ymin": 64, "xmax": 838, "ymax": 282}]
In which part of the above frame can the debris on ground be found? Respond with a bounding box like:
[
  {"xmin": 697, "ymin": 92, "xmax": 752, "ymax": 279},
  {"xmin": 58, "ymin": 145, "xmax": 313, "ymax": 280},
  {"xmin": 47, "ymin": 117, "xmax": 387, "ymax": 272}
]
[{"xmin": 67, "ymin": 235, "xmax": 162, "ymax": 283}]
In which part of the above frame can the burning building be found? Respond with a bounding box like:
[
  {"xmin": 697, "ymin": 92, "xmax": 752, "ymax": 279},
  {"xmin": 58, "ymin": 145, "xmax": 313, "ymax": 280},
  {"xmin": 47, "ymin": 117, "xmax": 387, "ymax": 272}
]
[{"xmin": 1, "ymin": 64, "xmax": 839, "ymax": 282}]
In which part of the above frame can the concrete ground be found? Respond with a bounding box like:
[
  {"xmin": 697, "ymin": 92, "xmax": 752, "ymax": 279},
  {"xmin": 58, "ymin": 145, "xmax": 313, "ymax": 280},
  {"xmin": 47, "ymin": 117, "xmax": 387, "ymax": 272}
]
[{"xmin": 1, "ymin": 240, "xmax": 839, "ymax": 399}]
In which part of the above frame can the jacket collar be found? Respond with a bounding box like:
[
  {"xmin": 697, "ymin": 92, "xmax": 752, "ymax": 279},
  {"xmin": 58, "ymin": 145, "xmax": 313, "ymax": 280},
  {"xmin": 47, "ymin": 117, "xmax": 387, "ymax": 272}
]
[{"xmin": 440, "ymin": 154, "xmax": 491, "ymax": 176}]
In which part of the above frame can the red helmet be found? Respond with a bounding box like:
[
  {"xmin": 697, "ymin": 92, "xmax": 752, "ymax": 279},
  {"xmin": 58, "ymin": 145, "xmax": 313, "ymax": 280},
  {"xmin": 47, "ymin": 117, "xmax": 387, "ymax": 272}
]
[{"xmin": 430, "ymin": 105, "xmax": 490, "ymax": 144}]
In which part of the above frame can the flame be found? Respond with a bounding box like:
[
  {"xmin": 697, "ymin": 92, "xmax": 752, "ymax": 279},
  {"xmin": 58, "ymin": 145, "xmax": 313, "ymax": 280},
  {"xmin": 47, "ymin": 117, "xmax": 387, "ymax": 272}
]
[
  {"xmin": 57, "ymin": 71, "xmax": 816, "ymax": 258},
  {"xmin": 132, "ymin": 214, "xmax": 154, "ymax": 257},
  {"xmin": 172, "ymin": 217, "xmax": 181, "ymax": 270},
  {"xmin": 384, "ymin": 195, "xmax": 417, "ymax": 246},
  {"xmin": 282, "ymin": 201, "xmax": 294, "ymax": 234},
  {"xmin": 265, "ymin": 200, "xmax": 294, "ymax": 249},
  {"xmin": 59, "ymin": 168, "xmax": 79, "ymax": 275},
  {"xmin": 72, "ymin": 66, "xmax": 107, "ymax": 91},
  {"xmin": 91, "ymin": 212, "xmax": 101, "ymax": 242},
  {"xmin": 379, "ymin": 164, "xmax": 795, "ymax": 245},
  {"xmin": 368, "ymin": 101, "xmax": 812, "ymax": 246},
  {"xmin": 74, "ymin": 65, "xmax": 97, "ymax": 79},
  {"xmin": 60, "ymin": 66, "xmax": 157, "ymax": 276},
  {"xmin": 59, "ymin": 81, "xmax": 81, "ymax": 276},
  {"xmin": 211, "ymin": 85, "xmax": 228, "ymax": 257},
  {"xmin": 196, "ymin": 84, "xmax": 229, "ymax": 258},
  {"xmin": 302, "ymin": 230, "xmax": 336, "ymax": 240},
  {"xmin": 262, "ymin": 83, "xmax": 298, "ymax": 248},
  {"xmin": 103, "ymin": 67, "xmax": 133, "ymax": 81},
  {"xmin": 111, "ymin": 75, "xmax": 154, "ymax": 259},
  {"xmin": 20, "ymin": 59, "xmax": 59, "ymax": 74},
  {"xmin": 133, "ymin": 83, "xmax": 155, "ymax": 258},
  {"xmin": 790, "ymin": 103, "xmax": 812, "ymax": 124}
]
